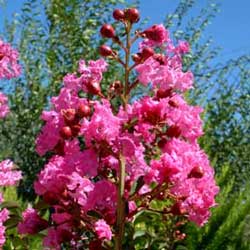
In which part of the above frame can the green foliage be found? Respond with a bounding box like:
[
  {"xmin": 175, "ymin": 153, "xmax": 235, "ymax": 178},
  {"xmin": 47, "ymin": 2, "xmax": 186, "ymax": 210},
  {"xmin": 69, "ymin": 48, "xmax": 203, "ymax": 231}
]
[{"xmin": 200, "ymin": 56, "xmax": 250, "ymax": 188}]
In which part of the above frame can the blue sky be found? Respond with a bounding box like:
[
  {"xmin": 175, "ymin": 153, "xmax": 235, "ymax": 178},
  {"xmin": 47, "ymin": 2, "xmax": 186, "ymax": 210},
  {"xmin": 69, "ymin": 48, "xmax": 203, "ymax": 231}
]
[
  {"xmin": 1, "ymin": 0, "xmax": 250, "ymax": 62},
  {"xmin": 140, "ymin": 0, "xmax": 250, "ymax": 61}
]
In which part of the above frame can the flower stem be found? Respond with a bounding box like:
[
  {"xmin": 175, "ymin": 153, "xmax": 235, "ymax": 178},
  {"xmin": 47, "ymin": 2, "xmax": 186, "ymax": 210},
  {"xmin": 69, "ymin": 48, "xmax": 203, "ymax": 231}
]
[
  {"xmin": 115, "ymin": 154, "xmax": 126, "ymax": 250},
  {"xmin": 115, "ymin": 21, "xmax": 132, "ymax": 250}
]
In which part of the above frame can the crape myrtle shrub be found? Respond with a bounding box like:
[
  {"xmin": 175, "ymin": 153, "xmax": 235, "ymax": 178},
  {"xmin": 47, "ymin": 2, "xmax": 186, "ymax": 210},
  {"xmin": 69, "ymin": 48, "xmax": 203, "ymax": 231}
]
[
  {"xmin": 0, "ymin": 7, "xmax": 219, "ymax": 250},
  {"xmin": 0, "ymin": 0, "xmax": 249, "ymax": 202}
]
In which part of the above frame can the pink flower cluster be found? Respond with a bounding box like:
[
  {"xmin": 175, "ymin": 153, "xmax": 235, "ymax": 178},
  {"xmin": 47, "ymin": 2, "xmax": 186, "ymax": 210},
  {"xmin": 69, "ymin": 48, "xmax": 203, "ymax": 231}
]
[
  {"xmin": 0, "ymin": 160, "xmax": 22, "ymax": 247},
  {"xmin": 0, "ymin": 39, "xmax": 21, "ymax": 119},
  {"xmin": 0, "ymin": 160, "xmax": 22, "ymax": 186},
  {"xmin": 0, "ymin": 92, "xmax": 9, "ymax": 119},
  {"xmin": 28, "ymin": 21, "xmax": 219, "ymax": 248},
  {"xmin": 0, "ymin": 39, "xmax": 21, "ymax": 80}
]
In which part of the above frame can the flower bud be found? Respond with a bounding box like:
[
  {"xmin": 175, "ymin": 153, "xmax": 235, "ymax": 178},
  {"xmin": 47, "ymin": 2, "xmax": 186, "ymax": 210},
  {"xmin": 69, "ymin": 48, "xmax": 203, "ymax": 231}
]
[
  {"xmin": 60, "ymin": 126, "xmax": 72, "ymax": 139},
  {"xmin": 71, "ymin": 124, "xmax": 81, "ymax": 137},
  {"xmin": 156, "ymin": 88, "xmax": 172, "ymax": 99},
  {"xmin": 43, "ymin": 191, "xmax": 58, "ymax": 205},
  {"xmin": 89, "ymin": 240, "xmax": 104, "ymax": 250},
  {"xmin": 141, "ymin": 47, "xmax": 154, "ymax": 60},
  {"xmin": 62, "ymin": 109, "xmax": 77, "ymax": 125},
  {"xmin": 113, "ymin": 9, "xmax": 125, "ymax": 21},
  {"xmin": 77, "ymin": 103, "xmax": 91, "ymax": 118},
  {"xmin": 166, "ymin": 125, "xmax": 181, "ymax": 138},
  {"xmin": 157, "ymin": 138, "xmax": 167, "ymax": 149},
  {"xmin": 100, "ymin": 24, "xmax": 115, "ymax": 38},
  {"xmin": 168, "ymin": 99, "xmax": 179, "ymax": 108},
  {"xmin": 110, "ymin": 80, "xmax": 122, "ymax": 94},
  {"xmin": 132, "ymin": 53, "xmax": 142, "ymax": 63},
  {"xmin": 54, "ymin": 139, "xmax": 65, "ymax": 155},
  {"xmin": 87, "ymin": 81, "xmax": 101, "ymax": 95},
  {"xmin": 175, "ymin": 230, "xmax": 181, "ymax": 235},
  {"xmin": 188, "ymin": 166, "xmax": 204, "ymax": 179},
  {"xmin": 125, "ymin": 8, "xmax": 140, "ymax": 23},
  {"xmin": 99, "ymin": 45, "xmax": 113, "ymax": 57},
  {"xmin": 153, "ymin": 53, "xmax": 165, "ymax": 65},
  {"xmin": 180, "ymin": 233, "xmax": 186, "ymax": 240},
  {"xmin": 143, "ymin": 24, "xmax": 167, "ymax": 43},
  {"xmin": 170, "ymin": 202, "xmax": 186, "ymax": 215},
  {"xmin": 0, "ymin": 53, "xmax": 4, "ymax": 60}
]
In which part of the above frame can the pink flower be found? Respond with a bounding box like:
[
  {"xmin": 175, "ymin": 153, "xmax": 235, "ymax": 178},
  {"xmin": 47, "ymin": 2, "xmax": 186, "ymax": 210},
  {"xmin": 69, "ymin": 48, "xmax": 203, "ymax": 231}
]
[
  {"xmin": 35, "ymin": 111, "xmax": 63, "ymax": 156},
  {"xmin": 0, "ymin": 160, "xmax": 22, "ymax": 186},
  {"xmin": 78, "ymin": 58, "xmax": 108, "ymax": 93},
  {"xmin": 146, "ymin": 138, "xmax": 219, "ymax": 226},
  {"xmin": 0, "ymin": 92, "xmax": 9, "ymax": 119},
  {"xmin": 18, "ymin": 207, "xmax": 48, "ymax": 235},
  {"xmin": 118, "ymin": 134, "xmax": 148, "ymax": 183},
  {"xmin": 43, "ymin": 223, "xmax": 72, "ymax": 250},
  {"xmin": 0, "ymin": 208, "xmax": 9, "ymax": 247},
  {"xmin": 142, "ymin": 24, "xmax": 169, "ymax": 47},
  {"xmin": 43, "ymin": 228, "xmax": 60, "ymax": 249},
  {"xmin": 74, "ymin": 148, "xmax": 99, "ymax": 177},
  {"xmin": 166, "ymin": 94, "xmax": 204, "ymax": 142},
  {"xmin": 67, "ymin": 172, "xmax": 94, "ymax": 206},
  {"xmin": 85, "ymin": 180, "xmax": 117, "ymax": 224},
  {"xmin": 51, "ymin": 212, "xmax": 72, "ymax": 225},
  {"xmin": 0, "ymin": 39, "xmax": 21, "ymax": 79},
  {"xmin": 135, "ymin": 56, "xmax": 193, "ymax": 91},
  {"xmin": 63, "ymin": 73, "xmax": 81, "ymax": 92},
  {"xmin": 94, "ymin": 219, "xmax": 112, "ymax": 241},
  {"xmin": 176, "ymin": 41, "xmax": 190, "ymax": 54},
  {"xmin": 34, "ymin": 155, "xmax": 68, "ymax": 196},
  {"xmin": 135, "ymin": 57, "xmax": 160, "ymax": 86},
  {"xmin": 82, "ymin": 99, "xmax": 121, "ymax": 147}
]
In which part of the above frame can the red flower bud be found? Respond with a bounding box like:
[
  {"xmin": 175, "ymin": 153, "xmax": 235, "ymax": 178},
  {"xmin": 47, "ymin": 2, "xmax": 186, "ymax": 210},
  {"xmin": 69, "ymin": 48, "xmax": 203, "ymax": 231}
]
[
  {"xmin": 166, "ymin": 125, "xmax": 181, "ymax": 138},
  {"xmin": 0, "ymin": 53, "xmax": 4, "ymax": 60},
  {"xmin": 179, "ymin": 233, "xmax": 186, "ymax": 240},
  {"xmin": 156, "ymin": 88, "xmax": 172, "ymax": 99},
  {"xmin": 141, "ymin": 47, "xmax": 154, "ymax": 60},
  {"xmin": 113, "ymin": 9, "xmax": 125, "ymax": 21},
  {"xmin": 168, "ymin": 99, "xmax": 179, "ymax": 108},
  {"xmin": 99, "ymin": 45, "xmax": 113, "ymax": 57},
  {"xmin": 60, "ymin": 126, "xmax": 72, "ymax": 139},
  {"xmin": 175, "ymin": 230, "xmax": 181, "ymax": 235},
  {"xmin": 54, "ymin": 139, "xmax": 65, "ymax": 155},
  {"xmin": 43, "ymin": 191, "xmax": 58, "ymax": 205},
  {"xmin": 77, "ymin": 103, "xmax": 91, "ymax": 118},
  {"xmin": 153, "ymin": 53, "xmax": 165, "ymax": 65},
  {"xmin": 71, "ymin": 124, "xmax": 81, "ymax": 137},
  {"xmin": 157, "ymin": 138, "xmax": 167, "ymax": 149},
  {"xmin": 89, "ymin": 240, "xmax": 105, "ymax": 250},
  {"xmin": 125, "ymin": 8, "xmax": 140, "ymax": 23},
  {"xmin": 100, "ymin": 24, "xmax": 115, "ymax": 38},
  {"xmin": 188, "ymin": 166, "xmax": 204, "ymax": 179},
  {"xmin": 132, "ymin": 53, "xmax": 142, "ymax": 63},
  {"xmin": 170, "ymin": 202, "xmax": 186, "ymax": 215},
  {"xmin": 62, "ymin": 109, "xmax": 77, "ymax": 125},
  {"xmin": 87, "ymin": 81, "xmax": 101, "ymax": 95},
  {"xmin": 144, "ymin": 24, "xmax": 167, "ymax": 43}
]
